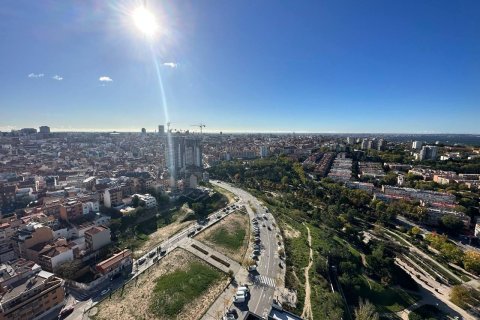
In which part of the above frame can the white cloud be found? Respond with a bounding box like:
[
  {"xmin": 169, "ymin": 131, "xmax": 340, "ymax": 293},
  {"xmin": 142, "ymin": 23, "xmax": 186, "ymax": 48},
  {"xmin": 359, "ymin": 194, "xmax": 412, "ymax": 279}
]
[
  {"xmin": 163, "ymin": 62, "xmax": 177, "ymax": 68},
  {"xmin": 99, "ymin": 76, "xmax": 113, "ymax": 82},
  {"xmin": 52, "ymin": 75, "xmax": 63, "ymax": 81},
  {"xmin": 28, "ymin": 73, "xmax": 44, "ymax": 78}
]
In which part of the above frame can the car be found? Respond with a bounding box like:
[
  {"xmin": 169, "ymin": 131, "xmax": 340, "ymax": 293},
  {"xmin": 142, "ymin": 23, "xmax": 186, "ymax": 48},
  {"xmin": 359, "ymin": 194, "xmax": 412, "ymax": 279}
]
[
  {"xmin": 279, "ymin": 262, "xmax": 284, "ymax": 269},
  {"xmin": 159, "ymin": 250, "xmax": 166, "ymax": 256},
  {"xmin": 267, "ymin": 226, "xmax": 272, "ymax": 231},
  {"xmin": 253, "ymin": 250, "xmax": 260, "ymax": 255},
  {"xmin": 263, "ymin": 214, "xmax": 268, "ymax": 220},
  {"xmin": 237, "ymin": 285, "xmax": 250, "ymax": 293},
  {"xmin": 227, "ymin": 309, "xmax": 238, "ymax": 319},
  {"xmin": 100, "ymin": 288, "xmax": 110, "ymax": 296},
  {"xmin": 251, "ymin": 254, "xmax": 259, "ymax": 261},
  {"xmin": 148, "ymin": 251, "xmax": 156, "ymax": 258},
  {"xmin": 223, "ymin": 313, "xmax": 236, "ymax": 320},
  {"xmin": 138, "ymin": 257, "xmax": 146, "ymax": 265},
  {"xmin": 262, "ymin": 224, "xmax": 266, "ymax": 227},
  {"xmin": 248, "ymin": 265, "xmax": 257, "ymax": 272},
  {"xmin": 58, "ymin": 306, "xmax": 74, "ymax": 319},
  {"xmin": 254, "ymin": 238, "xmax": 261, "ymax": 243},
  {"xmin": 216, "ymin": 215, "xmax": 222, "ymax": 219},
  {"xmin": 196, "ymin": 226, "xmax": 203, "ymax": 231},
  {"xmin": 188, "ymin": 230, "xmax": 195, "ymax": 237}
]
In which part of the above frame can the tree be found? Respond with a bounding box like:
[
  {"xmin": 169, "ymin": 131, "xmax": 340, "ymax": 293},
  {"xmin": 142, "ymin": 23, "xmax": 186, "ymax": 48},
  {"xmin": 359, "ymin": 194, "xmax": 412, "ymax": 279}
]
[
  {"xmin": 463, "ymin": 251, "xmax": 480, "ymax": 275},
  {"xmin": 191, "ymin": 202, "xmax": 205, "ymax": 219},
  {"xmin": 450, "ymin": 285, "xmax": 480, "ymax": 309},
  {"xmin": 354, "ymin": 300, "xmax": 379, "ymax": 320},
  {"xmin": 440, "ymin": 214, "xmax": 464, "ymax": 233},
  {"xmin": 408, "ymin": 226, "xmax": 421, "ymax": 237},
  {"xmin": 381, "ymin": 172, "xmax": 397, "ymax": 186},
  {"xmin": 132, "ymin": 195, "xmax": 140, "ymax": 208},
  {"xmin": 56, "ymin": 259, "xmax": 83, "ymax": 280}
]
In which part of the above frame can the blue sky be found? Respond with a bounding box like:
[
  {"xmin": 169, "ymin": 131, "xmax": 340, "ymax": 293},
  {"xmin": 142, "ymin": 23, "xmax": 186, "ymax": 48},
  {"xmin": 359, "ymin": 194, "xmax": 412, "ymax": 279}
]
[{"xmin": 0, "ymin": 0, "xmax": 479, "ymax": 133}]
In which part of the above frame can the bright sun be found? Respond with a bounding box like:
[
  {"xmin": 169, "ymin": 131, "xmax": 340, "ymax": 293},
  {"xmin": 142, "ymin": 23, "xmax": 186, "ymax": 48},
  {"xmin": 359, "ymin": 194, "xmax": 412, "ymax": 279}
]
[{"xmin": 132, "ymin": 6, "xmax": 158, "ymax": 37}]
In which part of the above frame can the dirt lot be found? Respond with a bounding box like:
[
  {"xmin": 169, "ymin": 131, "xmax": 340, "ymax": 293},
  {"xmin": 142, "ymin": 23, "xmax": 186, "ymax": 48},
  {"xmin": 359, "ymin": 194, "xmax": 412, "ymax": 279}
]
[
  {"xmin": 93, "ymin": 249, "xmax": 228, "ymax": 320},
  {"xmin": 195, "ymin": 211, "xmax": 249, "ymax": 263},
  {"xmin": 135, "ymin": 206, "xmax": 195, "ymax": 257},
  {"xmin": 282, "ymin": 223, "xmax": 300, "ymax": 239}
]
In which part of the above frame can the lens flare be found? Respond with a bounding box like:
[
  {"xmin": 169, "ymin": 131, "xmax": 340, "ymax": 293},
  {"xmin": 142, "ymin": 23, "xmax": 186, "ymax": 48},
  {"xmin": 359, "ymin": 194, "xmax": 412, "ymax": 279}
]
[{"xmin": 132, "ymin": 6, "xmax": 158, "ymax": 37}]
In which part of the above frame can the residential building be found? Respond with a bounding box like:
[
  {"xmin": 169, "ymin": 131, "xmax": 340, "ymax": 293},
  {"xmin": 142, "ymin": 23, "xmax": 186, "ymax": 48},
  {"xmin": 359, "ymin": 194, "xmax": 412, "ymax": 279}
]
[
  {"xmin": 85, "ymin": 226, "xmax": 111, "ymax": 252},
  {"xmin": 419, "ymin": 146, "xmax": 438, "ymax": 161},
  {"xmin": 412, "ymin": 141, "xmax": 423, "ymax": 150},
  {"xmin": 59, "ymin": 200, "xmax": 83, "ymax": 221},
  {"xmin": 30, "ymin": 238, "xmax": 74, "ymax": 272},
  {"xmin": 0, "ymin": 269, "xmax": 65, "ymax": 320},
  {"xmin": 13, "ymin": 225, "xmax": 54, "ymax": 260},
  {"xmin": 103, "ymin": 187, "xmax": 123, "ymax": 208},
  {"xmin": 38, "ymin": 126, "xmax": 50, "ymax": 134},
  {"xmin": 0, "ymin": 186, "xmax": 16, "ymax": 216},
  {"xmin": 259, "ymin": 146, "xmax": 269, "ymax": 158},
  {"xmin": 95, "ymin": 249, "xmax": 132, "ymax": 276}
]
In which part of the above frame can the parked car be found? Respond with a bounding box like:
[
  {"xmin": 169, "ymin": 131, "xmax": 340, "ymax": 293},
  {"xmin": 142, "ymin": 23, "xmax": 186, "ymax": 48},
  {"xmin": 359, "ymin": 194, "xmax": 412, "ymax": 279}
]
[
  {"xmin": 100, "ymin": 288, "xmax": 110, "ymax": 296},
  {"xmin": 237, "ymin": 285, "xmax": 249, "ymax": 293},
  {"xmin": 138, "ymin": 257, "xmax": 146, "ymax": 265},
  {"xmin": 248, "ymin": 265, "xmax": 257, "ymax": 272},
  {"xmin": 58, "ymin": 306, "xmax": 74, "ymax": 319}
]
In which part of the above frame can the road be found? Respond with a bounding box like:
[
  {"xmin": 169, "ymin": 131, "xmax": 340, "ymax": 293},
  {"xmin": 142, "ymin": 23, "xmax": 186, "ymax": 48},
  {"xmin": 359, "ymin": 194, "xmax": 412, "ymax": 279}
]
[
  {"xmin": 210, "ymin": 180, "xmax": 283, "ymax": 319},
  {"xmin": 66, "ymin": 198, "xmax": 240, "ymax": 320}
]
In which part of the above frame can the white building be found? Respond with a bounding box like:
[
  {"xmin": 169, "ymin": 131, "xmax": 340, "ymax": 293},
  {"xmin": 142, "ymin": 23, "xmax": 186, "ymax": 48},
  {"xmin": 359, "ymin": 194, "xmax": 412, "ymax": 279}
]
[
  {"xmin": 412, "ymin": 141, "xmax": 423, "ymax": 150},
  {"xmin": 133, "ymin": 194, "xmax": 157, "ymax": 209},
  {"xmin": 82, "ymin": 200, "xmax": 100, "ymax": 215}
]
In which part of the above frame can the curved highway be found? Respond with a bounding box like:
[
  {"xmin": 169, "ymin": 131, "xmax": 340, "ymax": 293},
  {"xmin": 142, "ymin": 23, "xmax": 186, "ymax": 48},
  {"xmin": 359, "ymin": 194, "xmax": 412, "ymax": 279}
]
[{"xmin": 211, "ymin": 180, "xmax": 283, "ymax": 319}]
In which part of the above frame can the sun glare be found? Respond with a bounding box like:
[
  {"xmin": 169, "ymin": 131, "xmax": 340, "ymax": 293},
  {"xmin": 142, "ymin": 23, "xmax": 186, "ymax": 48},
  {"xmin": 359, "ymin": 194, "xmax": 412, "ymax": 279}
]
[{"xmin": 132, "ymin": 6, "xmax": 158, "ymax": 37}]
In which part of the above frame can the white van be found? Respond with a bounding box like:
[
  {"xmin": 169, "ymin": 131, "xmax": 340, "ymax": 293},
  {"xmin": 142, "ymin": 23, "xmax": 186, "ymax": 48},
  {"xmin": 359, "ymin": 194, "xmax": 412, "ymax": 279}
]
[
  {"xmin": 234, "ymin": 293, "xmax": 245, "ymax": 303},
  {"xmin": 237, "ymin": 286, "xmax": 249, "ymax": 293}
]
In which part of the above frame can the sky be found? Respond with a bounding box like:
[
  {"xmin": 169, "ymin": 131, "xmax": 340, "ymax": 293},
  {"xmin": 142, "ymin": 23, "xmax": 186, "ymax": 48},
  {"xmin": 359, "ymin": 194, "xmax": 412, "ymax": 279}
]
[{"xmin": 0, "ymin": 0, "xmax": 479, "ymax": 133}]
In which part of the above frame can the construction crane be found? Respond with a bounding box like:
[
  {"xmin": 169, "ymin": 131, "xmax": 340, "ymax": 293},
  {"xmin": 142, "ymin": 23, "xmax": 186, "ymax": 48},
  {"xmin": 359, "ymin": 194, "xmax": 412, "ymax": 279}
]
[
  {"xmin": 167, "ymin": 122, "xmax": 174, "ymax": 133},
  {"xmin": 190, "ymin": 123, "xmax": 206, "ymax": 134}
]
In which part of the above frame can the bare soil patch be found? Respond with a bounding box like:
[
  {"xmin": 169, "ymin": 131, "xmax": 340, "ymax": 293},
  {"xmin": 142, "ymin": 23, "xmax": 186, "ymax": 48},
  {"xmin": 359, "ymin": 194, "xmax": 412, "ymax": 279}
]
[
  {"xmin": 283, "ymin": 223, "xmax": 301, "ymax": 239},
  {"xmin": 134, "ymin": 206, "xmax": 194, "ymax": 257}
]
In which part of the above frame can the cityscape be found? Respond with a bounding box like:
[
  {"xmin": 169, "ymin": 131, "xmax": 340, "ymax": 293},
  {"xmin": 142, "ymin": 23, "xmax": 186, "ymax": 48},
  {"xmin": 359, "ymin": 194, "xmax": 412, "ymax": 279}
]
[{"xmin": 1, "ymin": 1, "xmax": 480, "ymax": 320}]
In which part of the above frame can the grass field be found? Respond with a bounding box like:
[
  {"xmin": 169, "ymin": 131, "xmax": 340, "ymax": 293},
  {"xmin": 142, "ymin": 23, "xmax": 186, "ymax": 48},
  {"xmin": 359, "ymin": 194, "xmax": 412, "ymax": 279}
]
[
  {"xmin": 149, "ymin": 262, "xmax": 223, "ymax": 318},
  {"xmin": 357, "ymin": 276, "xmax": 420, "ymax": 313},
  {"xmin": 209, "ymin": 226, "xmax": 246, "ymax": 250},
  {"xmin": 195, "ymin": 211, "xmax": 249, "ymax": 262}
]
